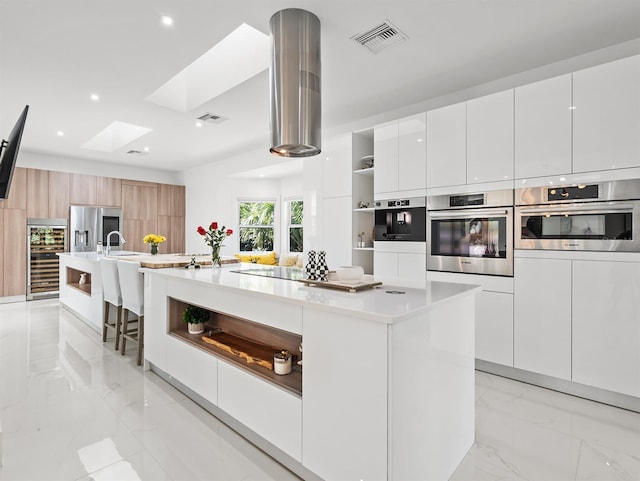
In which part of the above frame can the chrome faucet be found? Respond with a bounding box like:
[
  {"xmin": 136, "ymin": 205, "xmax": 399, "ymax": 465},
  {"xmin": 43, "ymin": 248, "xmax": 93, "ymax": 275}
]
[{"xmin": 105, "ymin": 231, "xmax": 127, "ymax": 256}]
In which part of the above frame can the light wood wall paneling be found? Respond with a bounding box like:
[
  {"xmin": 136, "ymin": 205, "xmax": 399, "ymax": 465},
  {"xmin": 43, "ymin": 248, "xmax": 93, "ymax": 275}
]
[
  {"xmin": 48, "ymin": 171, "xmax": 70, "ymax": 219},
  {"xmin": 157, "ymin": 216, "xmax": 172, "ymax": 253},
  {"xmin": 96, "ymin": 177, "xmax": 122, "ymax": 207},
  {"xmin": 27, "ymin": 168, "xmax": 49, "ymax": 218},
  {"xmin": 69, "ymin": 174, "xmax": 97, "ymax": 205},
  {"xmin": 122, "ymin": 184, "xmax": 158, "ymax": 221},
  {"xmin": 3, "ymin": 208, "xmax": 26, "ymax": 296},
  {"xmin": 1, "ymin": 167, "xmax": 27, "ymax": 210},
  {"xmin": 158, "ymin": 184, "xmax": 171, "ymax": 216},
  {"xmin": 171, "ymin": 216, "xmax": 185, "ymax": 253},
  {"xmin": 171, "ymin": 185, "xmax": 185, "ymax": 217},
  {"xmin": 123, "ymin": 219, "xmax": 157, "ymax": 253}
]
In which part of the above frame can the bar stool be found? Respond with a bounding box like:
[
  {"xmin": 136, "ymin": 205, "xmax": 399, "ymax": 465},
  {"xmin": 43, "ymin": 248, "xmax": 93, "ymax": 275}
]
[
  {"xmin": 117, "ymin": 260, "xmax": 144, "ymax": 365},
  {"xmin": 99, "ymin": 257, "xmax": 123, "ymax": 350}
]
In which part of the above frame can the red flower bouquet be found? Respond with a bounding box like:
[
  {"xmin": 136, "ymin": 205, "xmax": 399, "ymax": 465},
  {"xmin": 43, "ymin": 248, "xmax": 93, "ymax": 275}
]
[{"xmin": 197, "ymin": 221, "xmax": 233, "ymax": 267}]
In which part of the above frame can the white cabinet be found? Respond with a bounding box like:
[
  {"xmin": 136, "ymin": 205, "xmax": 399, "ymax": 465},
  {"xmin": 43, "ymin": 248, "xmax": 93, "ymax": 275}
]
[
  {"xmin": 373, "ymin": 121, "xmax": 399, "ymax": 195},
  {"xmin": 426, "ymin": 270, "xmax": 514, "ymax": 366},
  {"xmin": 398, "ymin": 113, "xmax": 427, "ymax": 191},
  {"xmin": 165, "ymin": 336, "xmax": 219, "ymax": 403},
  {"xmin": 322, "ymin": 196, "xmax": 351, "ymax": 269},
  {"xmin": 322, "ymin": 134, "xmax": 352, "ymax": 198},
  {"xmin": 374, "ymin": 113, "xmax": 426, "ymax": 194},
  {"xmin": 426, "ymin": 102, "xmax": 467, "ymax": 188},
  {"xmin": 515, "ymin": 74, "xmax": 572, "ymax": 179},
  {"xmin": 573, "ymin": 54, "xmax": 640, "ymax": 173},
  {"xmin": 374, "ymin": 242, "xmax": 426, "ymax": 280},
  {"xmin": 476, "ymin": 291, "xmax": 513, "ymax": 366},
  {"xmin": 514, "ymin": 257, "xmax": 572, "ymax": 380},
  {"xmin": 572, "ymin": 260, "xmax": 640, "ymax": 397},
  {"xmin": 467, "ymin": 89, "xmax": 514, "ymax": 184},
  {"xmin": 302, "ymin": 308, "xmax": 388, "ymax": 480},
  {"xmin": 218, "ymin": 361, "xmax": 302, "ymax": 461}
]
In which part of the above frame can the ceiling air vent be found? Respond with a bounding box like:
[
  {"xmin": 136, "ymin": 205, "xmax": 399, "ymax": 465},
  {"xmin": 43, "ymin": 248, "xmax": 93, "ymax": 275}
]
[
  {"xmin": 351, "ymin": 20, "xmax": 408, "ymax": 54},
  {"xmin": 126, "ymin": 149, "xmax": 147, "ymax": 155},
  {"xmin": 197, "ymin": 113, "xmax": 228, "ymax": 124}
]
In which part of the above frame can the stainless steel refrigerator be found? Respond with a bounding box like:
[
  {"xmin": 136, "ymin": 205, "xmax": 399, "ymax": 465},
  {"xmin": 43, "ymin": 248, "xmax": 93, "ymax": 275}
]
[
  {"xmin": 69, "ymin": 206, "xmax": 123, "ymax": 253},
  {"xmin": 27, "ymin": 218, "xmax": 67, "ymax": 300}
]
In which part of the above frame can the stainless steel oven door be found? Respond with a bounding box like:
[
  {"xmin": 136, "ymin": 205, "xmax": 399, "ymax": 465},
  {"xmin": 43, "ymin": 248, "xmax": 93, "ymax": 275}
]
[
  {"xmin": 427, "ymin": 207, "xmax": 513, "ymax": 276},
  {"xmin": 515, "ymin": 201, "xmax": 640, "ymax": 251}
]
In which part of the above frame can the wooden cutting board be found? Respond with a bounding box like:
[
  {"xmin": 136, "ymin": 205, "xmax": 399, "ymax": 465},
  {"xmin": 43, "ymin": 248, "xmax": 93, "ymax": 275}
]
[
  {"xmin": 109, "ymin": 254, "xmax": 239, "ymax": 269},
  {"xmin": 202, "ymin": 331, "xmax": 282, "ymax": 370}
]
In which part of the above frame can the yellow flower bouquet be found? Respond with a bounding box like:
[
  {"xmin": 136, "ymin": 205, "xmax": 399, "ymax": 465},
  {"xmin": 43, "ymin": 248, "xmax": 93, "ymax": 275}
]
[{"xmin": 143, "ymin": 234, "xmax": 166, "ymax": 255}]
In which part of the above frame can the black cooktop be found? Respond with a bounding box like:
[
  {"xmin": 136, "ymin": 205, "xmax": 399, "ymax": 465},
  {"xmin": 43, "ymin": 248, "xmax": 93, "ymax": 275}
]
[{"xmin": 230, "ymin": 267, "xmax": 306, "ymax": 281}]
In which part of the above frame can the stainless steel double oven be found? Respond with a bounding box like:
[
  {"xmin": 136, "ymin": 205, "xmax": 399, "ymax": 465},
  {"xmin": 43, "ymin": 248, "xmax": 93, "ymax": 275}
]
[
  {"xmin": 515, "ymin": 179, "xmax": 640, "ymax": 252},
  {"xmin": 427, "ymin": 190, "xmax": 514, "ymax": 276}
]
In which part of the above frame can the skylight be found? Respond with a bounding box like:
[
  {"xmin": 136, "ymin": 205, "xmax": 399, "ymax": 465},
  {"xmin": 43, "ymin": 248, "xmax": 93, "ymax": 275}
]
[
  {"xmin": 81, "ymin": 121, "xmax": 152, "ymax": 152},
  {"xmin": 145, "ymin": 23, "xmax": 269, "ymax": 112}
]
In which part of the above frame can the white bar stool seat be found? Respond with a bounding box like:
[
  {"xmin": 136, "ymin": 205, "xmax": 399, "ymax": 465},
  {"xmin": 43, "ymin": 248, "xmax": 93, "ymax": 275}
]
[
  {"xmin": 99, "ymin": 257, "xmax": 123, "ymax": 350},
  {"xmin": 117, "ymin": 260, "xmax": 144, "ymax": 365}
]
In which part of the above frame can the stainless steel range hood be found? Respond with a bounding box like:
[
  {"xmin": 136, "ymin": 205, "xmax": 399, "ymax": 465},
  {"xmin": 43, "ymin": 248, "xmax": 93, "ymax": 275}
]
[{"xmin": 269, "ymin": 8, "xmax": 321, "ymax": 157}]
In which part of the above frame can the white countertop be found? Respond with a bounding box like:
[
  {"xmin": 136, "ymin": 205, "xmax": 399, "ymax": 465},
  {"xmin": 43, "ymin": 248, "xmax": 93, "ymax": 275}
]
[
  {"xmin": 58, "ymin": 251, "xmax": 141, "ymax": 261},
  {"xmin": 143, "ymin": 264, "xmax": 480, "ymax": 324}
]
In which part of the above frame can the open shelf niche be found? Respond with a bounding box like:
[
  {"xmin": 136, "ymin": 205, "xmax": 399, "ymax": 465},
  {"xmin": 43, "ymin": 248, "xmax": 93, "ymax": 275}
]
[
  {"xmin": 66, "ymin": 267, "xmax": 92, "ymax": 295},
  {"xmin": 168, "ymin": 298, "xmax": 302, "ymax": 396},
  {"xmin": 352, "ymin": 128, "xmax": 375, "ymax": 274}
]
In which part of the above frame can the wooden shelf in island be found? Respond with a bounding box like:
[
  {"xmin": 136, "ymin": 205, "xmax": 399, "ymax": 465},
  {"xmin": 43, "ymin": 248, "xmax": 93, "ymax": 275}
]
[
  {"xmin": 168, "ymin": 298, "xmax": 302, "ymax": 397},
  {"xmin": 66, "ymin": 267, "xmax": 92, "ymax": 296}
]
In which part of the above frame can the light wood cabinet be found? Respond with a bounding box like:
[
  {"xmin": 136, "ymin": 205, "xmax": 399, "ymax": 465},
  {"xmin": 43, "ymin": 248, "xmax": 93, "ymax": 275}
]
[
  {"xmin": 48, "ymin": 171, "xmax": 69, "ymax": 219},
  {"xmin": 157, "ymin": 215, "xmax": 184, "ymax": 254},
  {"xmin": 122, "ymin": 183, "xmax": 157, "ymax": 220},
  {"xmin": 573, "ymin": 54, "xmax": 640, "ymax": 173},
  {"xmin": 69, "ymin": 173, "xmax": 97, "ymax": 205},
  {"xmin": 515, "ymin": 74, "xmax": 572, "ymax": 179},
  {"xmin": 467, "ymin": 89, "xmax": 514, "ymax": 184},
  {"xmin": 3, "ymin": 208, "xmax": 26, "ymax": 296},
  {"xmin": 158, "ymin": 183, "xmax": 185, "ymax": 217},
  {"xmin": 1, "ymin": 167, "xmax": 27, "ymax": 210},
  {"xmin": 27, "ymin": 168, "xmax": 49, "ymax": 218},
  {"xmin": 426, "ymin": 102, "xmax": 467, "ymax": 189},
  {"xmin": 123, "ymin": 219, "xmax": 158, "ymax": 253},
  {"xmin": 96, "ymin": 176, "xmax": 122, "ymax": 207}
]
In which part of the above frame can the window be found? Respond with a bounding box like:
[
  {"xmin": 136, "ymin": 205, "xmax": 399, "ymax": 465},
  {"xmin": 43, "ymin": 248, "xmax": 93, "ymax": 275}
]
[
  {"xmin": 287, "ymin": 199, "xmax": 303, "ymax": 252},
  {"xmin": 238, "ymin": 200, "xmax": 275, "ymax": 251}
]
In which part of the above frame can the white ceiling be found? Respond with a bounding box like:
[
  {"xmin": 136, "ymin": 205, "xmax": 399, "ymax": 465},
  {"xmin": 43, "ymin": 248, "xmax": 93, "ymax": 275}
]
[{"xmin": 2, "ymin": 0, "xmax": 640, "ymax": 175}]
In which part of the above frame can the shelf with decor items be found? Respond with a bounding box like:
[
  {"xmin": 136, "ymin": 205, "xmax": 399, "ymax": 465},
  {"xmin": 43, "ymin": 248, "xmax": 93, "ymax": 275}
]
[
  {"xmin": 351, "ymin": 129, "xmax": 375, "ymax": 274},
  {"xmin": 168, "ymin": 297, "xmax": 302, "ymax": 397},
  {"xmin": 66, "ymin": 267, "xmax": 91, "ymax": 295}
]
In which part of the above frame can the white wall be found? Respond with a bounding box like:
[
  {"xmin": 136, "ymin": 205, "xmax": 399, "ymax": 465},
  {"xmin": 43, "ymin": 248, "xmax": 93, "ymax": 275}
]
[
  {"xmin": 18, "ymin": 150, "xmax": 181, "ymax": 184},
  {"xmin": 182, "ymin": 148, "xmax": 304, "ymax": 256}
]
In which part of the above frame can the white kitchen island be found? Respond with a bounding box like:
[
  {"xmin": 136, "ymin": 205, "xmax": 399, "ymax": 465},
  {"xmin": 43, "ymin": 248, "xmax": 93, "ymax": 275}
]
[{"xmin": 143, "ymin": 264, "xmax": 480, "ymax": 481}]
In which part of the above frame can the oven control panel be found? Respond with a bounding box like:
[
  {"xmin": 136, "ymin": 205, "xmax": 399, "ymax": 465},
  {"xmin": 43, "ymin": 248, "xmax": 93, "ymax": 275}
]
[{"xmin": 449, "ymin": 193, "xmax": 485, "ymax": 207}]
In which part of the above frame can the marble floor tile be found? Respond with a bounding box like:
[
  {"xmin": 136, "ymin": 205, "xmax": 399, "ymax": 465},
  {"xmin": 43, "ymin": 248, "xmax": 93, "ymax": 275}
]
[{"xmin": 1, "ymin": 299, "xmax": 639, "ymax": 481}]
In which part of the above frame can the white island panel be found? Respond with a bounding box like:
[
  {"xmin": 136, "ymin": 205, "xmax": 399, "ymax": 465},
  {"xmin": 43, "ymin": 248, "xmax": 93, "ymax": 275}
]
[
  {"xmin": 218, "ymin": 360, "xmax": 302, "ymax": 461},
  {"xmin": 302, "ymin": 307, "xmax": 388, "ymax": 480},
  {"xmin": 390, "ymin": 291, "xmax": 475, "ymax": 480}
]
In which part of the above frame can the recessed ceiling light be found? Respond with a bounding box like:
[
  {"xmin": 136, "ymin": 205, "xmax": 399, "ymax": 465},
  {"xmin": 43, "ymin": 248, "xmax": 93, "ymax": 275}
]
[
  {"xmin": 195, "ymin": 121, "xmax": 203, "ymax": 128},
  {"xmin": 259, "ymin": 173, "xmax": 265, "ymax": 178},
  {"xmin": 90, "ymin": 94, "xmax": 100, "ymax": 101},
  {"xmin": 143, "ymin": 146, "xmax": 150, "ymax": 152},
  {"xmin": 161, "ymin": 15, "xmax": 174, "ymax": 26},
  {"xmin": 57, "ymin": 131, "xmax": 64, "ymax": 137}
]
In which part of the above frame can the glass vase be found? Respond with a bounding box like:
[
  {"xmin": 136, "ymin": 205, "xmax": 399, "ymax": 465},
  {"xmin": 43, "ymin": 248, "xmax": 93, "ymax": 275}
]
[
  {"xmin": 211, "ymin": 245, "xmax": 221, "ymax": 267},
  {"xmin": 150, "ymin": 243, "xmax": 159, "ymax": 255}
]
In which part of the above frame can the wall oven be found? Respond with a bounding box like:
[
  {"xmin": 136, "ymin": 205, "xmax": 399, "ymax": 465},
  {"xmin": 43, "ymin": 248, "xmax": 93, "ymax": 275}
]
[
  {"xmin": 515, "ymin": 179, "xmax": 640, "ymax": 251},
  {"xmin": 427, "ymin": 190, "xmax": 514, "ymax": 276},
  {"xmin": 374, "ymin": 197, "xmax": 426, "ymax": 242}
]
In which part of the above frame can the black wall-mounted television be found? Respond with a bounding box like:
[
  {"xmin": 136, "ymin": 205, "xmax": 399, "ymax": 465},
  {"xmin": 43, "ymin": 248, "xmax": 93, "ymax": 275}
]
[{"xmin": 0, "ymin": 105, "xmax": 29, "ymax": 200}]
